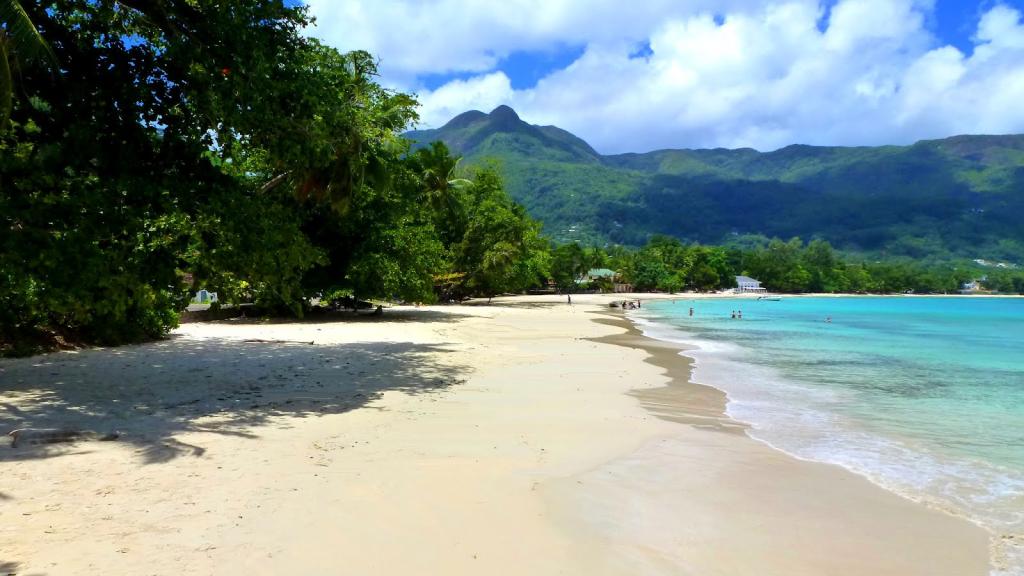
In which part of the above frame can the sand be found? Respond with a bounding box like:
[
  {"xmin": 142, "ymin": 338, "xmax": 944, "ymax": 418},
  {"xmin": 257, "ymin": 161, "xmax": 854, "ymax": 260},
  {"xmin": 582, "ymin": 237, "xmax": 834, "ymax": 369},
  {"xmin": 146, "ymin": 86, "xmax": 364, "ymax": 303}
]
[{"xmin": 0, "ymin": 294, "xmax": 991, "ymax": 575}]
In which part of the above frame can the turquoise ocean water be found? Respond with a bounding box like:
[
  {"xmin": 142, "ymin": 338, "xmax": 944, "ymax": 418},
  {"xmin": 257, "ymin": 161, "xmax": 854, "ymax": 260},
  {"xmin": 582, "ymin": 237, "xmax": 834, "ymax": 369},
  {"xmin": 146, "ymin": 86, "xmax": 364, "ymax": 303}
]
[{"xmin": 635, "ymin": 297, "xmax": 1024, "ymax": 575}]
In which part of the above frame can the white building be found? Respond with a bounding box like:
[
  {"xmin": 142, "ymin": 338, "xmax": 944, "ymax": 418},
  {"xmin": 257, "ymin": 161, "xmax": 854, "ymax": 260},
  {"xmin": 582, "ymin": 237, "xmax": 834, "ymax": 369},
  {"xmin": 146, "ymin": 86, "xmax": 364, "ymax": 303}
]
[
  {"xmin": 195, "ymin": 289, "xmax": 218, "ymax": 303},
  {"xmin": 735, "ymin": 276, "xmax": 766, "ymax": 293},
  {"xmin": 960, "ymin": 278, "xmax": 987, "ymax": 293}
]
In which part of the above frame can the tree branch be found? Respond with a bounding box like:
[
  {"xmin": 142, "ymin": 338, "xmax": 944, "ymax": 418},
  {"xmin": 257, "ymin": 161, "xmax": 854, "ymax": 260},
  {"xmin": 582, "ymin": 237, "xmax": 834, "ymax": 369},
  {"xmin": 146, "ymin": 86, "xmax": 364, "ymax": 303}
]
[{"xmin": 259, "ymin": 171, "xmax": 291, "ymax": 194}]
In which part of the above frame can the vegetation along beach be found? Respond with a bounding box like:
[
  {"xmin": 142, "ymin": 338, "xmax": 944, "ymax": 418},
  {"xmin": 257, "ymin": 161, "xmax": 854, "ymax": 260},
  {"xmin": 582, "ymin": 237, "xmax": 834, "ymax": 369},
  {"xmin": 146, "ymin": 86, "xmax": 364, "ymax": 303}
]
[{"xmin": 2, "ymin": 1, "xmax": 1023, "ymax": 575}]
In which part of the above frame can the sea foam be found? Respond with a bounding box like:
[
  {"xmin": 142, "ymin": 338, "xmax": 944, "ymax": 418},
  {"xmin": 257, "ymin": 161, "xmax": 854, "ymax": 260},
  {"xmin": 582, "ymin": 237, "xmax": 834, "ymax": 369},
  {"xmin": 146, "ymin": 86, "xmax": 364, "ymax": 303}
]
[{"xmin": 632, "ymin": 298, "xmax": 1024, "ymax": 575}]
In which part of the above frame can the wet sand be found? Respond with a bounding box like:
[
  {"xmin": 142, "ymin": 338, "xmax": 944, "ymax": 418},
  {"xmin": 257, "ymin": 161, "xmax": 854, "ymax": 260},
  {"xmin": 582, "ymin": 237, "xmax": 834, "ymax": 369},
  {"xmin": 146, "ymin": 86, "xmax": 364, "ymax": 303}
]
[{"xmin": 544, "ymin": 313, "xmax": 991, "ymax": 575}]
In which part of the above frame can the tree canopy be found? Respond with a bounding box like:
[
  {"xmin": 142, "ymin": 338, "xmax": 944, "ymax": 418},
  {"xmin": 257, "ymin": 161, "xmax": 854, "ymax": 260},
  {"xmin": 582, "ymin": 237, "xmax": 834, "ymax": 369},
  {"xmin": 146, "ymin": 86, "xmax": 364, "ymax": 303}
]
[{"xmin": 0, "ymin": 1, "xmax": 549, "ymax": 354}]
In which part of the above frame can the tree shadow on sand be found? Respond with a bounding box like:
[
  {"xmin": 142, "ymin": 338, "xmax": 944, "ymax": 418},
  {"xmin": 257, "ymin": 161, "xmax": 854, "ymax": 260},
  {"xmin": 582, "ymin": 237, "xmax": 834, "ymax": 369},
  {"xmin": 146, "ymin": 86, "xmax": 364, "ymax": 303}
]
[
  {"xmin": 201, "ymin": 307, "xmax": 481, "ymax": 326},
  {"xmin": 461, "ymin": 299, "xmax": 564, "ymax": 310},
  {"xmin": 0, "ymin": 336, "xmax": 467, "ymax": 464}
]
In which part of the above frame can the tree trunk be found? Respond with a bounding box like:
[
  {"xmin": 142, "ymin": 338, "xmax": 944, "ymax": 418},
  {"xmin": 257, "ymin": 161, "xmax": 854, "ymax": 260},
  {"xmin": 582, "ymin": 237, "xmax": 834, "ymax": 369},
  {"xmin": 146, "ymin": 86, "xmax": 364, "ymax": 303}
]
[{"xmin": 0, "ymin": 40, "xmax": 12, "ymax": 131}]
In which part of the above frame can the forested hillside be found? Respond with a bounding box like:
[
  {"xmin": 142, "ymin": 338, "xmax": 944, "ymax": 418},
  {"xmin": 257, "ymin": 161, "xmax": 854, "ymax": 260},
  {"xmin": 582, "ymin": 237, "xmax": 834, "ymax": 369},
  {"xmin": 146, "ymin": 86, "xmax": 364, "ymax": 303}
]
[{"xmin": 406, "ymin": 107, "xmax": 1024, "ymax": 263}]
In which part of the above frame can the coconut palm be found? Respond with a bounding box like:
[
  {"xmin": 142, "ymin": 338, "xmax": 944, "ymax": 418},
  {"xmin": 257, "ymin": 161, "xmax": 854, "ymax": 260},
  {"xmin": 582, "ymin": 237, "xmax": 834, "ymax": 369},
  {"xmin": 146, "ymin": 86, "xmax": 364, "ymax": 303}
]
[
  {"xmin": 412, "ymin": 140, "xmax": 473, "ymax": 246},
  {"xmin": 1, "ymin": 0, "xmax": 57, "ymax": 129}
]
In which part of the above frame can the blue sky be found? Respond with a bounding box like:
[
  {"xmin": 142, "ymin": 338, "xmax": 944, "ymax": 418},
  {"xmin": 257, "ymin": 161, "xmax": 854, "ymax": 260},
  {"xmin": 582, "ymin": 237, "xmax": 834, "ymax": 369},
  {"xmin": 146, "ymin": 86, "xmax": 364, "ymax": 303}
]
[
  {"xmin": 932, "ymin": 0, "xmax": 1023, "ymax": 51},
  {"xmin": 307, "ymin": 0, "xmax": 1024, "ymax": 152},
  {"xmin": 419, "ymin": 45, "xmax": 589, "ymax": 91}
]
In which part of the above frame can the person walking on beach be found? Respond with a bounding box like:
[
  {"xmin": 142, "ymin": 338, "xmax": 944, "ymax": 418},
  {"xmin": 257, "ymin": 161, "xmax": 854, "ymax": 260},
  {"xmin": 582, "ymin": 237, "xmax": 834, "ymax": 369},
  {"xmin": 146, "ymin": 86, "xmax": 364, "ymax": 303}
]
[{"xmin": 567, "ymin": 294, "xmax": 572, "ymax": 305}]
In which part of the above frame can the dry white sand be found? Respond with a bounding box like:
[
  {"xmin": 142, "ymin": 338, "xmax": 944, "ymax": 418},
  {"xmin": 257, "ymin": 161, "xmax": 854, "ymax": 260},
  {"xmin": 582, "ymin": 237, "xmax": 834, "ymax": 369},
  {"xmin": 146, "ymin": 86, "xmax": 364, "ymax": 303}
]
[{"xmin": 0, "ymin": 294, "xmax": 991, "ymax": 575}]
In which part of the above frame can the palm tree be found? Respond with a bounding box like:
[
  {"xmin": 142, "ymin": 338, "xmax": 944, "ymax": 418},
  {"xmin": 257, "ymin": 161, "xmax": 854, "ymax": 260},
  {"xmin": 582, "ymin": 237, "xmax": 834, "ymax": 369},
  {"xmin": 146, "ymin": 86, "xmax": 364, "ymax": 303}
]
[
  {"xmin": 412, "ymin": 140, "xmax": 474, "ymax": 247},
  {"xmin": 1, "ymin": 0, "xmax": 57, "ymax": 130}
]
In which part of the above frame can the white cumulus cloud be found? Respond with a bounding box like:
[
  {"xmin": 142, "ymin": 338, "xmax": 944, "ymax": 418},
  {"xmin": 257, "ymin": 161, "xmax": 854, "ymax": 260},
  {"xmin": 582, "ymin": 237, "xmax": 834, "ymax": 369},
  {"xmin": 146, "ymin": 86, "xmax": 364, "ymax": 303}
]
[
  {"xmin": 416, "ymin": 72, "xmax": 516, "ymax": 126},
  {"xmin": 305, "ymin": 0, "xmax": 1024, "ymax": 153}
]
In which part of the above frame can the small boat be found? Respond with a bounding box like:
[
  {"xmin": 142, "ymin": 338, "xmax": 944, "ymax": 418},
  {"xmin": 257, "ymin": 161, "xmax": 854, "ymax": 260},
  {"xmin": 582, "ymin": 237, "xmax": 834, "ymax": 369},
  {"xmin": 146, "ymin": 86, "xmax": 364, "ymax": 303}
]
[{"xmin": 757, "ymin": 296, "xmax": 782, "ymax": 301}]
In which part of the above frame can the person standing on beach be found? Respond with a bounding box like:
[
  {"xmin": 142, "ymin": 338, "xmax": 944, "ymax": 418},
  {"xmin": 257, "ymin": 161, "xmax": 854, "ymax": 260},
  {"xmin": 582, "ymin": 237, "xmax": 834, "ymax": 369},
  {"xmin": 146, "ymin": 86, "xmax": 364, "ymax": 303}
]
[{"xmin": 567, "ymin": 294, "xmax": 572, "ymax": 305}]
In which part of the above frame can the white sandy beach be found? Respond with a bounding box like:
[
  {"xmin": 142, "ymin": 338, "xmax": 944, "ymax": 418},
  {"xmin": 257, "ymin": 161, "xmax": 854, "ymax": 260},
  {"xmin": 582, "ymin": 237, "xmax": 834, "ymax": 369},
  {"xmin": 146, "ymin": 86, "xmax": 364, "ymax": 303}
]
[{"xmin": 0, "ymin": 295, "xmax": 991, "ymax": 575}]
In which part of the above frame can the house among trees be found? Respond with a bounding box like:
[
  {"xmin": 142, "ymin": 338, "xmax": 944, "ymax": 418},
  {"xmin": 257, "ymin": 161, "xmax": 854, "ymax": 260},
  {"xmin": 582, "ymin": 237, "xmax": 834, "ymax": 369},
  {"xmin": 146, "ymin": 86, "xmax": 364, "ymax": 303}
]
[
  {"xmin": 195, "ymin": 290, "xmax": 219, "ymax": 304},
  {"xmin": 734, "ymin": 275, "xmax": 767, "ymax": 293},
  {"xmin": 960, "ymin": 278, "xmax": 989, "ymax": 294},
  {"xmin": 576, "ymin": 268, "xmax": 633, "ymax": 293},
  {"xmin": 583, "ymin": 268, "xmax": 616, "ymax": 282}
]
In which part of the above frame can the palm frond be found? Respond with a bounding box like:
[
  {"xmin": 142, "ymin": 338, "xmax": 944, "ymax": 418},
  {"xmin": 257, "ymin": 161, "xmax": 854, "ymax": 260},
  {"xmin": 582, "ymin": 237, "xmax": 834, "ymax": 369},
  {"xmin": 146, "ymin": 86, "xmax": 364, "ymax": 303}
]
[{"xmin": 0, "ymin": 0, "xmax": 58, "ymax": 68}]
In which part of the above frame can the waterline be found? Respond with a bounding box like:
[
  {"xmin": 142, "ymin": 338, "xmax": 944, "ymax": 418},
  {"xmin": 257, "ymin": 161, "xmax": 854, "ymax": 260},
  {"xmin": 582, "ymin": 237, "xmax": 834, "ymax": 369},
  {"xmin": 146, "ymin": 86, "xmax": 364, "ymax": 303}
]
[{"xmin": 634, "ymin": 297, "xmax": 1024, "ymax": 575}]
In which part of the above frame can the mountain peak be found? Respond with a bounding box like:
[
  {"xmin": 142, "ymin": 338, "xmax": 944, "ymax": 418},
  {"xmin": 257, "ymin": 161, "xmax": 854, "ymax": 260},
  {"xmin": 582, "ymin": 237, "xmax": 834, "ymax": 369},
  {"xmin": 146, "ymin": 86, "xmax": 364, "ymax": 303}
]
[
  {"xmin": 404, "ymin": 105, "xmax": 600, "ymax": 164},
  {"xmin": 488, "ymin": 105, "xmax": 521, "ymax": 129},
  {"xmin": 442, "ymin": 109, "xmax": 486, "ymax": 130},
  {"xmin": 489, "ymin": 105, "xmax": 519, "ymax": 119}
]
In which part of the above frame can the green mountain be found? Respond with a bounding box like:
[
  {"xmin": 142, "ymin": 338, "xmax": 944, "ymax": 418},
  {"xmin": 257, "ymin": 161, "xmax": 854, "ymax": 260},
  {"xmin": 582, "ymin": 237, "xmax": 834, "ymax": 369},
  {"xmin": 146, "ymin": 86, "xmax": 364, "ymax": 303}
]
[{"xmin": 405, "ymin": 106, "xmax": 1024, "ymax": 263}]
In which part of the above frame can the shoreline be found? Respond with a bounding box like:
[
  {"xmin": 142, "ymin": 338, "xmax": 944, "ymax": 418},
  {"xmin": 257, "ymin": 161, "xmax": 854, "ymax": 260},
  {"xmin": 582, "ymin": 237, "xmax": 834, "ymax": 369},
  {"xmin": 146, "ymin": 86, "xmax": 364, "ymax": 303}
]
[
  {"xmin": 0, "ymin": 294, "xmax": 994, "ymax": 575},
  {"xmin": 551, "ymin": 303, "xmax": 994, "ymax": 575},
  {"xmin": 589, "ymin": 313, "xmax": 743, "ymax": 435},
  {"xmin": 620, "ymin": 299, "xmax": 1023, "ymax": 574}
]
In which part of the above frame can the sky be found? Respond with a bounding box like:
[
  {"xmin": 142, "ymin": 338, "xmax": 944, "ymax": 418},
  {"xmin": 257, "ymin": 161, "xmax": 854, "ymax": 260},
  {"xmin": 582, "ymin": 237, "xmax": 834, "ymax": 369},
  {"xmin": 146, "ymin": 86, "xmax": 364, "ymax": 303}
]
[{"xmin": 305, "ymin": 0, "xmax": 1024, "ymax": 153}]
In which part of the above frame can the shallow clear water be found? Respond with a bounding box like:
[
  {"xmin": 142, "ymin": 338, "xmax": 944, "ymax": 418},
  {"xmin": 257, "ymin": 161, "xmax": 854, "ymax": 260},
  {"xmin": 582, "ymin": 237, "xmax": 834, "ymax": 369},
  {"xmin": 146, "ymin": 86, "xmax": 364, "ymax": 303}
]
[{"xmin": 636, "ymin": 297, "xmax": 1024, "ymax": 575}]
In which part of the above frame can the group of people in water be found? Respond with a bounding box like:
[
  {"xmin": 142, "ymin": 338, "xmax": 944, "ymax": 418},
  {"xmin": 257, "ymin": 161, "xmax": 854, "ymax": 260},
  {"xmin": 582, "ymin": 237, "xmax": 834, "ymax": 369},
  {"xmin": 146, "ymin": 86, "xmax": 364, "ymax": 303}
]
[
  {"xmin": 684, "ymin": 305, "xmax": 743, "ymax": 319},
  {"xmin": 614, "ymin": 299, "xmax": 835, "ymax": 323},
  {"xmin": 687, "ymin": 305, "xmax": 832, "ymax": 323}
]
